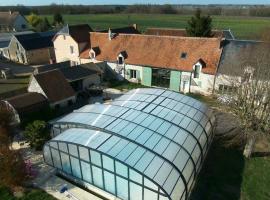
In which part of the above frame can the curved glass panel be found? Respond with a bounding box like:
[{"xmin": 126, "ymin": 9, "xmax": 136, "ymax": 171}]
[{"xmin": 44, "ymin": 88, "xmax": 215, "ymax": 200}]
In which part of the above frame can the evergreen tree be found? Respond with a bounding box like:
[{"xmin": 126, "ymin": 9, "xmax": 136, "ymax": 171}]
[
  {"xmin": 186, "ymin": 9, "xmax": 213, "ymax": 37},
  {"xmin": 36, "ymin": 17, "xmax": 51, "ymax": 32},
  {"xmin": 53, "ymin": 12, "xmax": 64, "ymax": 26}
]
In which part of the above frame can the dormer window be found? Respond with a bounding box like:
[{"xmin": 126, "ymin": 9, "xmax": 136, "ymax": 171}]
[
  {"xmin": 118, "ymin": 56, "xmax": 124, "ymax": 65},
  {"xmin": 90, "ymin": 52, "xmax": 95, "ymax": 59},
  {"xmin": 181, "ymin": 52, "xmax": 187, "ymax": 59},
  {"xmin": 90, "ymin": 47, "xmax": 100, "ymax": 59},
  {"xmin": 117, "ymin": 51, "xmax": 128, "ymax": 65}
]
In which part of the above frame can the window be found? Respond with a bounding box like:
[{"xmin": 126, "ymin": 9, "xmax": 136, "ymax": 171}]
[
  {"xmin": 130, "ymin": 70, "xmax": 137, "ymax": 79},
  {"xmin": 90, "ymin": 52, "xmax": 95, "ymax": 59},
  {"xmin": 118, "ymin": 56, "xmax": 124, "ymax": 65},
  {"xmin": 21, "ymin": 24, "xmax": 26, "ymax": 29},
  {"xmin": 152, "ymin": 68, "xmax": 170, "ymax": 88},
  {"xmin": 194, "ymin": 65, "xmax": 200, "ymax": 78},
  {"xmin": 63, "ymin": 35, "xmax": 66, "ymax": 40},
  {"xmin": 16, "ymin": 43, "xmax": 19, "ymax": 50},
  {"xmin": 70, "ymin": 46, "xmax": 74, "ymax": 54},
  {"xmin": 181, "ymin": 52, "xmax": 187, "ymax": 59}
]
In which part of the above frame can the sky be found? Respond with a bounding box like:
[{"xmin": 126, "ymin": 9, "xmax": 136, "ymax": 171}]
[{"xmin": 1, "ymin": 0, "xmax": 270, "ymax": 6}]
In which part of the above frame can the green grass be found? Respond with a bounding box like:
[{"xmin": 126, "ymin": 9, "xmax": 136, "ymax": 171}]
[
  {"xmin": 191, "ymin": 140, "xmax": 270, "ymax": 200},
  {"xmin": 108, "ymin": 80, "xmax": 149, "ymax": 90},
  {"xmin": 0, "ymin": 186, "xmax": 56, "ymax": 200},
  {"xmin": 44, "ymin": 14, "xmax": 270, "ymax": 39},
  {"xmin": 241, "ymin": 157, "xmax": 270, "ymax": 200}
]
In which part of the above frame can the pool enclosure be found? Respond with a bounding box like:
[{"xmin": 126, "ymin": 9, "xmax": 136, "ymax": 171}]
[{"xmin": 43, "ymin": 88, "xmax": 215, "ymax": 200}]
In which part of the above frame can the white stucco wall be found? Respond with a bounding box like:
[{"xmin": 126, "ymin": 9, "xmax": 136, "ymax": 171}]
[
  {"xmin": 106, "ymin": 62, "xmax": 143, "ymax": 82},
  {"xmin": 27, "ymin": 76, "xmax": 47, "ymax": 98},
  {"xmin": 54, "ymin": 35, "xmax": 80, "ymax": 63}
]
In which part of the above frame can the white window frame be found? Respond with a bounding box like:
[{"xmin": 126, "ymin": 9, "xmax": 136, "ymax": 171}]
[{"xmin": 118, "ymin": 55, "xmax": 124, "ymax": 65}]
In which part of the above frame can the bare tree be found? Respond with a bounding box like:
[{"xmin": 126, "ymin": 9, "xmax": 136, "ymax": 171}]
[{"xmin": 220, "ymin": 43, "xmax": 270, "ymax": 155}]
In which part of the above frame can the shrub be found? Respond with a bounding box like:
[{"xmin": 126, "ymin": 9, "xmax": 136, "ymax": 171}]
[{"xmin": 23, "ymin": 121, "xmax": 50, "ymax": 150}]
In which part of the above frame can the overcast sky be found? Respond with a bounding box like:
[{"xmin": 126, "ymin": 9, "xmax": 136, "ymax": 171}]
[{"xmin": 1, "ymin": 0, "xmax": 270, "ymax": 6}]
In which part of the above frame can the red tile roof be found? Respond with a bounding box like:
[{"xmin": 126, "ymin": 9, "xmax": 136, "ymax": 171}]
[
  {"xmin": 5, "ymin": 92, "xmax": 48, "ymax": 112},
  {"xmin": 80, "ymin": 33, "xmax": 222, "ymax": 75}
]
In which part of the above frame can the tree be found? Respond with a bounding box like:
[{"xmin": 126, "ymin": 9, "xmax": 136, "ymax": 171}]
[
  {"xmin": 23, "ymin": 120, "xmax": 50, "ymax": 150},
  {"xmin": 36, "ymin": 17, "xmax": 51, "ymax": 32},
  {"xmin": 0, "ymin": 107, "xmax": 28, "ymax": 188},
  {"xmin": 186, "ymin": 8, "xmax": 213, "ymax": 37},
  {"xmin": 221, "ymin": 43, "xmax": 270, "ymax": 155},
  {"xmin": 53, "ymin": 13, "xmax": 64, "ymax": 26},
  {"xmin": 27, "ymin": 13, "xmax": 43, "ymax": 29}
]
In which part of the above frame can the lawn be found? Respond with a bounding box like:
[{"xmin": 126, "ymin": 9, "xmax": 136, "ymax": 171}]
[
  {"xmin": 191, "ymin": 139, "xmax": 270, "ymax": 200},
  {"xmin": 44, "ymin": 14, "xmax": 270, "ymax": 39},
  {"xmin": 0, "ymin": 186, "xmax": 56, "ymax": 200}
]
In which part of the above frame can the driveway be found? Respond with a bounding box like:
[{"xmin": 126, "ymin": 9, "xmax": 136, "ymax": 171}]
[{"xmin": 0, "ymin": 59, "xmax": 34, "ymax": 76}]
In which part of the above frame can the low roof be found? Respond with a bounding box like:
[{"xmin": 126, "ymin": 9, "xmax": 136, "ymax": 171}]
[
  {"xmin": 54, "ymin": 24, "xmax": 93, "ymax": 43},
  {"xmin": 35, "ymin": 61, "xmax": 71, "ymax": 74},
  {"xmin": 35, "ymin": 61, "xmax": 102, "ymax": 82},
  {"xmin": 34, "ymin": 70, "xmax": 75, "ymax": 103},
  {"xmin": 0, "ymin": 11, "xmax": 21, "ymax": 26},
  {"xmin": 218, "ymin": 39, "xmax": 270, "ymax": 76},
  {"xmin": 81, "ymin": 33, "xmax": 222, "ymax": 74},
  {"xmin": 61, "ymin": 65, "xmax": 101, "ymax": 82},
  {"xmin": 145, "ymin": 28, "xmax": 230, "ymax": 38},
  {"xmin": 6, "ymin": 92, "xmax": 47, "ymax": 110},
  {"xmin": 15, "ymin": 31, "xmax": 56, "ymax": 50}
]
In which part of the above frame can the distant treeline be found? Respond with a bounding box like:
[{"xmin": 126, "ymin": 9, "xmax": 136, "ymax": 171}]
[{"xmin": 1, "ymin": 4, "xmax": 270, "ymax": 17}]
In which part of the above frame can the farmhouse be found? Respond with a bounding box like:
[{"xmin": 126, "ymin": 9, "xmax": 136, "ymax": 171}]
[
  {"xmin": 53, "ymin": 24, "xmax": 141, "ymax": 65},
  {"xmin": 79, "ymin": 32, "xmax": 222, "ymax": 95},
  {"xmin": 28, "ymin": 70, "xmax": 76, "ymax": 108},
  {"xmin": 7, "ymin": 31, "xmax": 56, "ymax": 65},
  {"xmin": 0, "ymin": 31, "xmax": 34, "ymax": 59},
  {"xmin": 53, "ymin": 24, "xmax": 93, "ymax": 65},
  {"xmin": 214, "ymin": 39, "xmax": 270, "ymax": 94},
  {"xmin": 0, "ymin": 11, "xmax": 29, "ymax": 32},
  {"xmin": 35, "ymin": 61, "xmax": 103, "ymax": 92}
]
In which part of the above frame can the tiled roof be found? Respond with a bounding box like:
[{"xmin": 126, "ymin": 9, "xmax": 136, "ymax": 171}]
[
  {"xmin": 35, "ymin": 61, "xmax": 71, "ymax": 74},
  {"xmin": 15, "ymin": 31, "xmax": 56, "ymax": 50},
  {"xmin": 61, "ymin": 65, "xmax": 101, "ymax": 82},
  {"xmin": 80, "ymin": 33, "xmax": 222, "ymax": 75},
  {"xmin": 34, "ymin": 70, "xmax": 75, "ymax": 103},
  {"xmin": 54, "ymin": 24, "xmax": 93, "ymax": 43},
  {"xmin": 98, "ymin": 26, "xmax": 141, "ymax": 34},
  {"xmin": 218, "ymin": 39, "xmax": 269, "ymax": 76},
  {"xmin": 0, "ymin": 11, "xmax": 20, "ymax": 26},
  {"xmin": 6, "ymin": 92, "xmax": 48, "ymax": 111}
]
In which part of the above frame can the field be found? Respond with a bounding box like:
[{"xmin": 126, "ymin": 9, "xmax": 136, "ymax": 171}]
[{"xmin": 44, "ymin": 14, "xmax": 270, "ymax": 39}]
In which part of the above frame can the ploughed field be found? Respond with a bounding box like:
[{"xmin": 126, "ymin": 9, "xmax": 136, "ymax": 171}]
[{"xmin": 44, "ymin": 14, "xmax": 270, "ymax": 40}]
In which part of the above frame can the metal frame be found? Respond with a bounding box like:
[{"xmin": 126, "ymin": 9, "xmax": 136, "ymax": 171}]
[{"xmin": 43, "ymin": 88, "xmax": 215, "ymax": 200}]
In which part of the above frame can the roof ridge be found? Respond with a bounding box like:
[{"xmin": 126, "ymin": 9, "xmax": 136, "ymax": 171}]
[{"xmin": 90, "ymin": 32, "xmax": 221, "ymax": 41}]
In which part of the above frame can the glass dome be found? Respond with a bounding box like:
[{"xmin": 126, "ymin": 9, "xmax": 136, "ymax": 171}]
[{"xmin": 43, "ymin": 88, "xmax": 215, "ymax": 200}]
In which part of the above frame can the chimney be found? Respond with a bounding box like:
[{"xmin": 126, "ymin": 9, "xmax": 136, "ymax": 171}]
[
  {"xmin": 133, "ymin": 24, "xmax": 137, "ymax": 30},
  {"xmin": 108, "ymin": 28, "xmax": 112, "ymax": 41}
]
